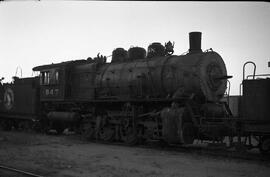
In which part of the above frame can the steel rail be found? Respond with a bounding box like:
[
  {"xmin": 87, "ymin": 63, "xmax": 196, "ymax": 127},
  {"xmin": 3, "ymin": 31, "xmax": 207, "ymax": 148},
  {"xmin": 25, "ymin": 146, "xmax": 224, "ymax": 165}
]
[
  {"xmin": 80, "ymin": 136, "xmax": 270, "ymax": 162},
  {"xmin": 0, "ymin": 164, "xmax": 44, "ymax": 177}
]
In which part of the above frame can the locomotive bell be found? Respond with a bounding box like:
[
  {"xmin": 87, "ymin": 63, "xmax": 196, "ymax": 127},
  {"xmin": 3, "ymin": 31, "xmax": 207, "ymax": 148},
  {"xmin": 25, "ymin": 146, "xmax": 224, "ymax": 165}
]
[{"xmin": 189, "ymin": 32, "xmax": 202, "ymax": 53}]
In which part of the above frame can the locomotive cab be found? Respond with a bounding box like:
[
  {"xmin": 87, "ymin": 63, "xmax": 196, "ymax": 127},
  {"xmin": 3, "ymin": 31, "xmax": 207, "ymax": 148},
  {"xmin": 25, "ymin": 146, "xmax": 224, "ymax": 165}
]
[
  {"xmin": 33, "ymin": 61, "xmax": 73, "ymax": 101},
  {"xmin": 36, "ymin": 68, "xmax": 64, "ymax": 101},
  {"xmin": 33, "ymin": 59, "xmax": 97, "ymax": 102}
]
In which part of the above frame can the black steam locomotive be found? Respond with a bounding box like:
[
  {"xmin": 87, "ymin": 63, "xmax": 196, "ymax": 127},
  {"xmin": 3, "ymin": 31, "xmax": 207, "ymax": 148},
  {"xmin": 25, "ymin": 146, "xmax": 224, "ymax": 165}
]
[{"xmin": 0, "ymin": 32, "xmax": 269, "ymax": 153}]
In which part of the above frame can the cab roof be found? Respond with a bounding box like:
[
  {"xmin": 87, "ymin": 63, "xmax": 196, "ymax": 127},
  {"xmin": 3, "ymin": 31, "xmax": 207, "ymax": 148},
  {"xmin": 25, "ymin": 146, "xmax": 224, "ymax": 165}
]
[{"xmin": 32, "ymin": 59, "xmax": 90, "ymax": 71}]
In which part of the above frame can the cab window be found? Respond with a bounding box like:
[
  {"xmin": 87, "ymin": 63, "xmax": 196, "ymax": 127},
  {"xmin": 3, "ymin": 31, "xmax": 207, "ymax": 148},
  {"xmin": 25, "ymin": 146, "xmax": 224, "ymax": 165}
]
[
  {"xmin": 40, "ymin": 71, "xmax": 50, "ymax": 85},
  {"xmin": 40, "ymin": 72, "xmax": 45, "ymax": 85},
  {"xmin": 40, "ymin": 70, "xmax": 60, "ymax": 85},
  {"xmin": 55, "ymin": 71, "xmax": 59, "ymax": 84},
  {"xmin": 45, "ymin": 72, "xmax": 50, "ymax": 84}
]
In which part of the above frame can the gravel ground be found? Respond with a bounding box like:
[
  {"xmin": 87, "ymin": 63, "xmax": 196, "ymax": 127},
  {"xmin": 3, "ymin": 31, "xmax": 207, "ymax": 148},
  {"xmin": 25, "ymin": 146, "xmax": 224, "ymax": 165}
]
[{"xmin": 0, "ymin": 131, "xmax": 269, "ymax": 177}]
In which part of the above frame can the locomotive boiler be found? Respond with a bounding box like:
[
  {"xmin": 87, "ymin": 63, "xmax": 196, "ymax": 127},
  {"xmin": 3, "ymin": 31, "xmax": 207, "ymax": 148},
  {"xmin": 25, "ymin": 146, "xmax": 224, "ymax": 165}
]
[{"xmin": 96, "ymin": 43, "xmax": 227, "ymax": 102}]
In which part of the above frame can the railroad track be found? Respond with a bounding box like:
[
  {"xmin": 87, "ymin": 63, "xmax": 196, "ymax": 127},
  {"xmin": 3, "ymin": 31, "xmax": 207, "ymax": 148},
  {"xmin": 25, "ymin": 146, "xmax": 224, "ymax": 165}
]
[
  {"xmin": 76, "ymin": 136, "xmax": 270, "ymax": 162},
  {"xmin": 149, "ymin": 143, "xmax": 270, "ymax": 162},
  {"xmin": 0, "ymin": 165, "xmax": 44, "ymax": 177},
  {"xmin": 47, "ymin": 129, "xmax": 269, "ymax": 162},
  {"xmin": 20, "ymin": 130, "xmax": 270, "ymax": 162},
  {"xmin": 2, "ymin": 130, "xmax": 269, "ymax": 164}
]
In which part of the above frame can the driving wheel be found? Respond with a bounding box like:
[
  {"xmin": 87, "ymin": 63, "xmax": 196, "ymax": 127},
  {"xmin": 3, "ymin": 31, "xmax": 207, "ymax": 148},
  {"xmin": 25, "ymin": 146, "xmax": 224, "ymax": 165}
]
[
  {"xmin": 120, "ymin": 126, "xmax": 138, "ymax": 145},
  {"xmin": 99, "ymin": 126, "xmax": 115, "ymax": 142},
  {"xmin": 80, "ymin": 123, "xmax": 95, "ymax": 140},
  {"xmin": 181, "ymin": 122, "xmax": 195, "ymax": 144},
  {"xmin": 259, "ymin": 136, "xmax": 270, "ymax": 154}
]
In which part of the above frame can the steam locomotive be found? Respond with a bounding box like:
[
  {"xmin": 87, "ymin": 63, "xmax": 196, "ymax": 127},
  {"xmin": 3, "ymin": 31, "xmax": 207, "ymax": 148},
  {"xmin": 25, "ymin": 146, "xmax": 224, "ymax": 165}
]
[{"xmin": 0, "ymin": 32, "xmax": 269, "ymax": 153}]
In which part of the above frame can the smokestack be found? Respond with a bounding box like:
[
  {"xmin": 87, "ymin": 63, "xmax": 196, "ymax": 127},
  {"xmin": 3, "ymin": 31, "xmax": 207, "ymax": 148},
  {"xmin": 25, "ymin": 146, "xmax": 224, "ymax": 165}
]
[{"xmin": 189, "ymin": 32, "xmax": 202, "ymax": 53}]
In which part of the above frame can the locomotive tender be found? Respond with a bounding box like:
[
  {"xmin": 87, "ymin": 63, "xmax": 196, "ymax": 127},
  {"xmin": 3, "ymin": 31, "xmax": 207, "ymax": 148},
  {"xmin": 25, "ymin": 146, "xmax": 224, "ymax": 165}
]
[{"xmin": 1, "ymin": 32, "xmax": 268, "ymax": 152}]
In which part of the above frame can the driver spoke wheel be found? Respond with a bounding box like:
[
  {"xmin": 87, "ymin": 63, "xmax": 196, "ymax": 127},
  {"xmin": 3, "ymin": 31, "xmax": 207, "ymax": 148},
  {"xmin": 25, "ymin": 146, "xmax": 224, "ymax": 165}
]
[
  {"xmin": 259, "ymin": 137, "xmax": 270, "ymax": 154},
  {"xmin": 18, "ymin": 121, "xmax": 31, "ymax": 131},
  {"xmin": 80, "ymin": 123, "xmax": 95, "ymax": 141},
  {"xmin": 99, "ymin": 126, "xmax": 115, "ymax": 142},
  {"xmin": 0, "ymin": 120, "xmax": 12, "ymax": 131},
  {"xmin": 181, "ymin": 123, "xmax": 195, "ymax": 144},
  {"xmin": 121, "ymin": 126, "xmax": 138, "ymax": 145}
]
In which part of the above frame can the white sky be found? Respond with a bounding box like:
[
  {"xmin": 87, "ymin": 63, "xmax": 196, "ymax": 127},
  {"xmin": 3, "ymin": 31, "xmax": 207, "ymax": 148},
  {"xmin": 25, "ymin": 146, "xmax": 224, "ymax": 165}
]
[{"xmin": 0, "ymin": 1, "xmax": 269, "ymax": 95}]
